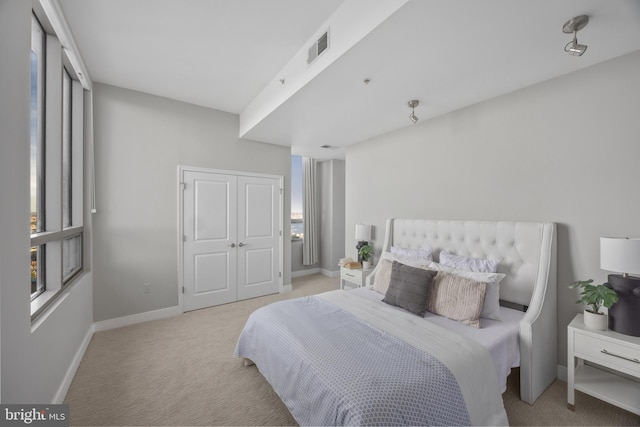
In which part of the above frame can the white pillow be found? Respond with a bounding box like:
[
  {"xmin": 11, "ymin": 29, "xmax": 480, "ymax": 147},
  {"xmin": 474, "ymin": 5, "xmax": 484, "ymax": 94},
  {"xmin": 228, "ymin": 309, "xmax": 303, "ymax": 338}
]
[
  {"xmin": 425, "ymin": 262, "xmax": 505, "ymax": 320},
  {"xmin": 391, "ymin": 246, "xmax": 433, "ymax": 261},
  {"xmin": 382, "ymin": 251, "xmax": 431, "ymax": 268},
  {"xmin": 439, "ymin": 250, "xmax": 499, "ymax": 273},
  {"xmin": 371, "ymin": 258, "xmax": 393, "ymax": 294}
]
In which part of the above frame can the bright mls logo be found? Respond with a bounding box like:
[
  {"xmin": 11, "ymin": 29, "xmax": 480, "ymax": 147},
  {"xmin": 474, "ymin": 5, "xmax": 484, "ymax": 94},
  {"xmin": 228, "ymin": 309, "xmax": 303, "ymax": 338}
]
[{"xmin": 1, "ymin": 405, "xmax": 68, "ymax": 426}]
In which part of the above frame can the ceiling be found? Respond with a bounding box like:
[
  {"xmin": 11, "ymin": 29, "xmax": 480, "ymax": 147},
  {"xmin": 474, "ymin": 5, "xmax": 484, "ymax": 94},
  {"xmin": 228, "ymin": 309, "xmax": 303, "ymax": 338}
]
[{"xmin": 59, "ymin": 0, "xmax": 640, "ymax": 160}]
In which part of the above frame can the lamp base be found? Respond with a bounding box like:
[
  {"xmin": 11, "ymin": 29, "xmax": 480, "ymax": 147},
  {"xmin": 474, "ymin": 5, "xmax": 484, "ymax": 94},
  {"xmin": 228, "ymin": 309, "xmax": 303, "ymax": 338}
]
[
  {"xmin": 356, "ymin": 240, "xmax": 368, "ymax": 263},
  {"xmin": 606, "ymin": 274, "xmax": 640, "ymax": 337}
]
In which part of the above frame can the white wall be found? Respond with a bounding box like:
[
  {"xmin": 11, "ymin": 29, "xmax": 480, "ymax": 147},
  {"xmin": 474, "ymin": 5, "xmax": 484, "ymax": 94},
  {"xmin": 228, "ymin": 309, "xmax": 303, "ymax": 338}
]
[
  {"xmin": 0, "ymin": 0, "xmax": 94, "ymax": 403},
  {"xmin": 345, "ymin": 50, "xmax": 640, "ymax": 368},
  {"xmin": 92, "ymin": 83, "xmax": 291, "ymax": 322},
  {"xmin": 291, "ymin": 240, "xmax": 319, "ymax": 276}
]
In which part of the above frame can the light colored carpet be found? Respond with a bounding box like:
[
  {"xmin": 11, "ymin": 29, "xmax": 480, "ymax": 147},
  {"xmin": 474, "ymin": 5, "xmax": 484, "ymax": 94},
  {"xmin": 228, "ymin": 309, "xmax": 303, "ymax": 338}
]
[
  {"xmin": 65, "ymin": 274, "xmax": 640, "ymax": 426},
  {"xmin": 503, "ymin": 369, "xmax": 639, "ymax": 426}
]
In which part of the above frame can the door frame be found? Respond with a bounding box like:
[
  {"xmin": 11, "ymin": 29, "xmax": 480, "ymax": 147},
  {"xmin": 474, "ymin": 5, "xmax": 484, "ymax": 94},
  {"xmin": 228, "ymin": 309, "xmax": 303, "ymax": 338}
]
[{"xmin": 177, "ymin": 165, "xmax": 284, "ymax": 312}]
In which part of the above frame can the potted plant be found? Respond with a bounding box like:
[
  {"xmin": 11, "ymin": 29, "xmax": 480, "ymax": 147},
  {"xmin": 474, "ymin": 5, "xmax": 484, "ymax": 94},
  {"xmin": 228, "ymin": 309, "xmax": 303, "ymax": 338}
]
[
  {"xmin": 359, "ymin": 244, "xmax": 373, "ymax": 270},
  {"xmin": 569, "ymin": 279, "xmax": 619, "ymax": 330}
]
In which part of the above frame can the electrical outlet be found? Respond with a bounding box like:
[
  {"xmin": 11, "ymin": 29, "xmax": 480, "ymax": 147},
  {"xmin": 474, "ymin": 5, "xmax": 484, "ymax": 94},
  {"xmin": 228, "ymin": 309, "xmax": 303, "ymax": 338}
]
[{"xmin": 144, "ymin": 282, "xmax": 151, "ymax": 293}]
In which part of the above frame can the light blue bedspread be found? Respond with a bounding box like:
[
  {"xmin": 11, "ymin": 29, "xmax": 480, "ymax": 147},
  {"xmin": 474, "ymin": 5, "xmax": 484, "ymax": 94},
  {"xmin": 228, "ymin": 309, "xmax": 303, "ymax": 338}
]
[{"xmin": 234, "ymin": 295, "xmax": 474, "ymax": 426}]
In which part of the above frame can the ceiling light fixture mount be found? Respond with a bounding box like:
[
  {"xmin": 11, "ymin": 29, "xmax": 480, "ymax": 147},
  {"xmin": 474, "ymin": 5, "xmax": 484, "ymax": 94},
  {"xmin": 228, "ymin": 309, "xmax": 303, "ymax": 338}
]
[
  {"xmin": 408, "ymin": 100, "xmax": 419, "ymax": 123},
  {"xmin": 563, "ymin": 15, "xmax": 589, "ymax": 56}
]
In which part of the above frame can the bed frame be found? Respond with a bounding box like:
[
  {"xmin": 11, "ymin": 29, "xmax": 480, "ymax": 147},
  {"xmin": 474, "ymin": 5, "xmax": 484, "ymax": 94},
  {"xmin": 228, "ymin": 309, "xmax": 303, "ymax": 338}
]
[{"xmin": 366, "ymin": 219, "xmax": 557, "ymax": 404}]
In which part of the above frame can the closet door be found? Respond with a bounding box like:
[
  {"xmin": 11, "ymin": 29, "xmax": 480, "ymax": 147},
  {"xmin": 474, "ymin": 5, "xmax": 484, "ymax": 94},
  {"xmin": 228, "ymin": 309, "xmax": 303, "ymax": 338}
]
[
  {"xmin": 236, "ymin": 175, "xmax": 281, "ymax": 300},
  {"xmin": 181, "ymin": 168, "xmax": 282, "ymax": 312},
  {"xmin": 183, "ymin": 171, "xmax": 238, "ymax": 311}
]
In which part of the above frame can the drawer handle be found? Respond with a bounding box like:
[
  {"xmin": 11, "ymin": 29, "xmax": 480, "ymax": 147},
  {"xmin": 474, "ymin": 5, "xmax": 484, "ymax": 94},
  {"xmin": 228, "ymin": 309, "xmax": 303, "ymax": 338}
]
[
  {"xmin": 345, "ymin": 273, "xmax": 355, "ymax": 278},
  {"xmin": 601, "ymin": 349, "xmax": 640, "ymax": 364}
]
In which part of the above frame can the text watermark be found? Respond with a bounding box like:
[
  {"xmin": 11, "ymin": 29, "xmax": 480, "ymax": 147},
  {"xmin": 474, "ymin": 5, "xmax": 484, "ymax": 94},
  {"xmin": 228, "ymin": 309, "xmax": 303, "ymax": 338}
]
[{"xmin": 1, "ymin": 405, "xmax": 68, "ymax": 427}]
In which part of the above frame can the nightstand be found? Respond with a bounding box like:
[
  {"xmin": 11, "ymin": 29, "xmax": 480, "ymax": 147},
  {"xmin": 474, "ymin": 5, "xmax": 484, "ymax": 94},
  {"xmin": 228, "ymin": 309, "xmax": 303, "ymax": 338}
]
[
  {"xmin": 340, "ymin": 266, "xmax": 374, "ymax": 290},
  {"xmin": 567, "ymin": 313, "xmax": 640, "ymax": 415}
]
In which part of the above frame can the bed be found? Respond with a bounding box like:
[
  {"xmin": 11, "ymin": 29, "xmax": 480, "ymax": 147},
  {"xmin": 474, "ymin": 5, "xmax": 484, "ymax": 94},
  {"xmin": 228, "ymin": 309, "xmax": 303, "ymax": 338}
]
[{"xmin": 235, "ymin": 219, "xmax": 557, "ymax": 425}]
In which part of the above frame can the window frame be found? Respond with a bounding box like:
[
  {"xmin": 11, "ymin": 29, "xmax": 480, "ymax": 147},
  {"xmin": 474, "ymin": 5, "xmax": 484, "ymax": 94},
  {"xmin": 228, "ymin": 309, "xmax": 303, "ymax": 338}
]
[
  {"xmin": 30, "ymin": 13, "xmax": 46, "ymax": 300},
  {"xmin": 29, "ymin": 8, "xmax": 85, "ymax": 320},
  {"xmin": 291, "ymin": 155, "xmax": 304, "ymax": 241},
  {"xmin": 62, "ymin": 66, "xmax": 72, "ymax": 228}
]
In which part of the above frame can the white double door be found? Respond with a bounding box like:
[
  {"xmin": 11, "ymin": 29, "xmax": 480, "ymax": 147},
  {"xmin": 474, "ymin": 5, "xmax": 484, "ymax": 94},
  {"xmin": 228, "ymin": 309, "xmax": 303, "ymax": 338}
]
[{"xmin": 181, "ymin": 168, "xmax": 282, "ymax": 312}]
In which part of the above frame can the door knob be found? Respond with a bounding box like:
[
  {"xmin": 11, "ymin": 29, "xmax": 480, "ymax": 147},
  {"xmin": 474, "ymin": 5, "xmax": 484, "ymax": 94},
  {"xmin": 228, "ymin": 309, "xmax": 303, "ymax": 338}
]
[
  {"xmin": 228, "ymin": 243, "xmax": 236, "ymax": 248},
  {"xmin": 238, "ymin": 242, "xmax": 246, "ymax": 247}
]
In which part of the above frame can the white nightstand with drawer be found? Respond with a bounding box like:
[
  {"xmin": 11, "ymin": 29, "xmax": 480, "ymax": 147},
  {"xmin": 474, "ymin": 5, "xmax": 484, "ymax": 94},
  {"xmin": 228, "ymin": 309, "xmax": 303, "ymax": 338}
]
[
  {"xmin": 340, "ymin": 267, "xmax": 374, "ymax": 290},
  {"xmin": 567, "ymin": 313, "xmax": 640, "ymax": 415}
]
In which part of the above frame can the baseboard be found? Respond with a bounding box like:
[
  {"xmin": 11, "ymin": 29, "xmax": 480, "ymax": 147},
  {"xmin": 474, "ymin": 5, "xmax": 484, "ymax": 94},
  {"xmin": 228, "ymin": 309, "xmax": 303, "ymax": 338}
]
[
  {"xmin": 557, "ymin": 364, "xmax": 567, "ymax": 382},
  {"xmin": 281, "ymin": 284, "xmax": 293, "ymax": 293},
  {"xmin": 94, "ymin": 305, "xmax": 182, "ymax": 332},
  {"xmin": 292, "ymin": 268, "xmax": 340, "ymax": 279},
  {"xmin": 320, "ymin": 268, "xmax": 339, "ymax": 278},
  {"xmin": 291, "ymin": 268, "xmax": 320, "ymax": 278},
  {"xmin": 52, "ymin": 323, "xmax": 95, "ymax": 404}
]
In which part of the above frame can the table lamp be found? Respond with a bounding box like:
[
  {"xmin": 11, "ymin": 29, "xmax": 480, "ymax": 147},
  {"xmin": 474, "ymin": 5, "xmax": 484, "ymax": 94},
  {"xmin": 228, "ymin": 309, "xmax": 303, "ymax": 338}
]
[
  {"xmin": 601, "ymin": 237, "xmax": 640, "ymax": 336},
  {"xmin": 355, "ymin": 224, "xmax": 371, "ymax": 262}
]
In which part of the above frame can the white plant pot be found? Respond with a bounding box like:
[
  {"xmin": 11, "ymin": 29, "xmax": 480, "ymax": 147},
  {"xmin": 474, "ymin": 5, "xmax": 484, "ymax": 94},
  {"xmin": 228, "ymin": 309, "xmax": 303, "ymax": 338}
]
[
  {"xmin": 583, "ymin": 309, "xmax": 608, "ymax": 331},
  {"xmin": 362, "ymin": 261, "xmax": 371, "ymax": 270}
]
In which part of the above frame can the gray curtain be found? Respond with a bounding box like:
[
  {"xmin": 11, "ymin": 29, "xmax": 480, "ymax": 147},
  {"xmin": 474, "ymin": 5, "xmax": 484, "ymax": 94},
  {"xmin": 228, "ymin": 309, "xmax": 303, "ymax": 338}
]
[{"xmin": 302, "ymin": 157, "xmax": 318, "ymax": 265}]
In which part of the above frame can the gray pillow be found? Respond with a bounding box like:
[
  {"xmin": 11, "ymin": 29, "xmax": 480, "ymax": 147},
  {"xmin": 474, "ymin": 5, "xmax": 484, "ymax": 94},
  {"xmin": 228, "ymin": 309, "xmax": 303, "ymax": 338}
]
[{"xmin": 382, "ymin": 261, "xmax": 437, "ymax": 316}]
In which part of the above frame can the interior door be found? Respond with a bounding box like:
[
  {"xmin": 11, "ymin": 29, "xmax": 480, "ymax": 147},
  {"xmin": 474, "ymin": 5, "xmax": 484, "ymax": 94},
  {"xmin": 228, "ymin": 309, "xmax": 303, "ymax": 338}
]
[
  {"xmin": 183, "ymin": 171, "xmax": 238, "ymax": 311},
  {"xmin": 182, "ymin": 169, "xmax": 282, "ymax": 311},
  {"xmin": 237, "ymin": 175, "xmax": 281, "ymax": 300}
]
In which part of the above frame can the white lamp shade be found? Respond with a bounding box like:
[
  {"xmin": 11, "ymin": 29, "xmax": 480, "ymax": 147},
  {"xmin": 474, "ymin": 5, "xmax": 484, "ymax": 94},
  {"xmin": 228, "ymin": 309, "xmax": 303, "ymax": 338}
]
[
  {"xmin": 355, "ymin": 224, "xmax": 371, "ymax": 241},
  {"xmin": 600, "ymin": 237, "xmax": 640, "ymax": 275}
]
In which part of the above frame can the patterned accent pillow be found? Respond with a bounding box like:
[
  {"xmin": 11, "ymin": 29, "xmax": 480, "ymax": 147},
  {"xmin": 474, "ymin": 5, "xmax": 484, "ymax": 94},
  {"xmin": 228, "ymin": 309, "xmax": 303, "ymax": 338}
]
[
  {"xmin": 425, "ymin": 271, "xmax": 487, "ymax": 328},
  {"xmin": 425, "ymin": 262, "xmax": 505, "ymax": 320},
  {"xmin": 382, "ymin": 261, "xmax": 438, "ymax": 316},
  {"xmin": 391, "ymin": 246, "xmax": 433, "ymax": 261},
  {"xmin": 439, "ymin": 251, "xmax": 499, "ymax": 273}
]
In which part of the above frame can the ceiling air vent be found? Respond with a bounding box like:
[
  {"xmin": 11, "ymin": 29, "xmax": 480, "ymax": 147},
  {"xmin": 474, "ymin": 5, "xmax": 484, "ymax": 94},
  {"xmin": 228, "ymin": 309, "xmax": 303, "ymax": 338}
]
[{"xmin": 307, "ymin": 29, "xmax": 329, "ymax": 65}]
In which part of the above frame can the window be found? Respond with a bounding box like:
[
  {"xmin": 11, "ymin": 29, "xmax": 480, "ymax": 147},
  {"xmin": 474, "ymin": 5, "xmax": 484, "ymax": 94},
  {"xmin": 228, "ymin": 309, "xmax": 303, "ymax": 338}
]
[
  {"xmin": 62, "ymin": 68, "xmax": 72, "ymax": 228},
  {"xmin": 30, "ymin": 14, "xmax": 45, "ymax": 300},
  {"xmin": 291, "ymin": 155, "xmax": 304, "ymax": 239},
  {"xmin": 61, "ymin": 66, "xmax": 83, "ymax": 284},
  {"xmin": 29, "ymin": 10, "xmax": 85, "ymax": 317},
  {"xmin": 62, "ymin": 234, "xmax": 82, "ymax": 281}
]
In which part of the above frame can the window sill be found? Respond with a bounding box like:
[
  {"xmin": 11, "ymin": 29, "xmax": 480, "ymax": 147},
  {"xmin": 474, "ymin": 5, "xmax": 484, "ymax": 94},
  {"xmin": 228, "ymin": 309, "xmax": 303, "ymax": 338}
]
[
  {"xmin": 31, "ymin": 289, "xmax": 68, "ymax": 331},
  {"xmin": 30, "ymin": 271, "xmax": 85, "ymax": 328},
  {"xmin": 31, "ymin": 289, "xmax": 59, "ymax": 316}
]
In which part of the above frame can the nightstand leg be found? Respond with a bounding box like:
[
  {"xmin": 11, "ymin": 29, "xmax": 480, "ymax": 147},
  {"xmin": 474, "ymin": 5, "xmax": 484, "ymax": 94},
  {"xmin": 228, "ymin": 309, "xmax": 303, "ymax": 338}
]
[{"xmin": 568, "ymin": 329, "xmax": 575, "ymax": 410}]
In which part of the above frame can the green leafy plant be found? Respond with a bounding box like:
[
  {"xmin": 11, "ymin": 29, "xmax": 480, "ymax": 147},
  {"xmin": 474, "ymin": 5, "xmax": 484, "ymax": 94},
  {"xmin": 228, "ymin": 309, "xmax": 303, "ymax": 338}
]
[
  {"xmin": 569, "ymin": 279, "xmax": 619, "ymax": 314},
  {"xmin": 358, "ymin": 244, "xmax": 373, "ymax": 262}
]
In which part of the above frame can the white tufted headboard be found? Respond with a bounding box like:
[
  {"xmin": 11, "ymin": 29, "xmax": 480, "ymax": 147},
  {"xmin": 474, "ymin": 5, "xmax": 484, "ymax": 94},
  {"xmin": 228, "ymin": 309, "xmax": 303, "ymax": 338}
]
[{"xmin": 366, "ymin": 219, "xmax": 557, "ymax": 405}]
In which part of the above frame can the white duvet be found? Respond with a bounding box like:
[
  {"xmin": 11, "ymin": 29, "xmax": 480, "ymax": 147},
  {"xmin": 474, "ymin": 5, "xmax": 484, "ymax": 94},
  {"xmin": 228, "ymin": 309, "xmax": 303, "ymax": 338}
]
[
  {"xmin": 317, "ymin": 290, "xmax": 509, "ymax": 426},
  {"xmin": 349, "ymin": 286, "xmax": 523, "ymax": 392},
  {"xmin": 235, "ymin": 289, "xmax": 511, "ymax": 426}
]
